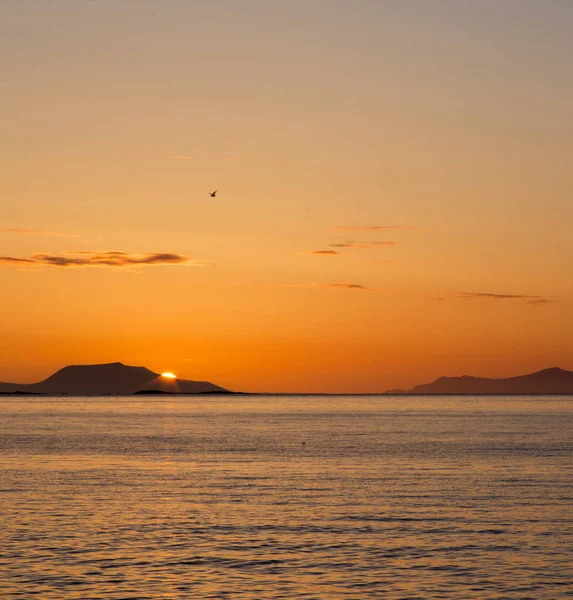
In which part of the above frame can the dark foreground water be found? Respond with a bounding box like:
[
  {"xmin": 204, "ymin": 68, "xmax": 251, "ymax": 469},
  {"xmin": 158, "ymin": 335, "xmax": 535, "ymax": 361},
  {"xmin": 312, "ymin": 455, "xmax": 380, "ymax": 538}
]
[{"xmin": 1, "ymin": 395, "xmax": 572, "ymax": 599}]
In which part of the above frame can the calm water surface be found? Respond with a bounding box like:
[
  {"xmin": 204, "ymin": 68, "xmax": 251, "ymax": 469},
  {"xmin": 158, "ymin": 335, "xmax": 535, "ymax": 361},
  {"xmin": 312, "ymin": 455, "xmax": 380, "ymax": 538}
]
[{"xmin": 1, "ymin": 395, "xmax": 572, "ymax": 599}]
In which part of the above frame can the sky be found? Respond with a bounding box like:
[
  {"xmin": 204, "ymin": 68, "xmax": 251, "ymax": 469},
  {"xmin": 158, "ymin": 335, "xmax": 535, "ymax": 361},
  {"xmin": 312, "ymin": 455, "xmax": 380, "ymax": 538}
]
[{"xmin": 1, "ymin": 0, "xmax": 572, "ymax": 392}]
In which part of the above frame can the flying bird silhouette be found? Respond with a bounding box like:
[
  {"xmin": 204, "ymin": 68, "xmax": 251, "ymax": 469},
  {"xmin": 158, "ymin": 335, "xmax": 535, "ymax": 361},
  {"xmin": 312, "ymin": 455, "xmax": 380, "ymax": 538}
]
[{"xmin": 209, "ymin": 190, "xmax": 218, "ymax": 197}]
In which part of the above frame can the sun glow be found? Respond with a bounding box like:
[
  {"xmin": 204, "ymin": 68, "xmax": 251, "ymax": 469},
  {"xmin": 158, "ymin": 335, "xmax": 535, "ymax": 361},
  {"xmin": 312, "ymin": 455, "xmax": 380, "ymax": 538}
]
[{"xmin": 161, "ymin": 372, "xmax": 177, "ymax": 379}]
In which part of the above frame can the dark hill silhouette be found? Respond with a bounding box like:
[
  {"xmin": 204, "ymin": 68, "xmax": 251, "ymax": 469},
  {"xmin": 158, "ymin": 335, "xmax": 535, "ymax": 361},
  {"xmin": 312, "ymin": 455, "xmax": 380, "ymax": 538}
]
[
  {"xmin": 0, "ymin": 362, "xmax": 229, "ymax": 395},
  {"xmin": 386, "ymin": 367, "xmax": 573, "ymax": 395}
]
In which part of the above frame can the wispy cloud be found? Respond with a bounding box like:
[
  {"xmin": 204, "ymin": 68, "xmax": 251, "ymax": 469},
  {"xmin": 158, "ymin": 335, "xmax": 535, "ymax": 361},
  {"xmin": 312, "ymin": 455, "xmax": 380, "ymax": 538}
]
[
  {"xmin": 0, "ymin": 229, "xmax": 81, "ymax": 238},
  {"xmin": 456, "ymin": 292, "xmax": 554, "ymax": 305},
  {"xmin": 286, "ymin": 282, "xmax": 374, "ymax": 291},
  {"xmin": 457, "ymin": 292, "xmax": 537, "ymax": 300},
  {"xmin": 331, "ymin": 226, "xmax": 409, "ymax": 232},
  {"xmin": 330, "ymin": 241, "xmax": 395, "ymax": 249},
  {"xmin": 0, "ymin": 256, "xmax": 36, "ymax": 264},
  {"xmin": 300, "ymin": 250, "xmax": 341, "ymax": 256},
  {"xmin": 320, "ymin": 282, "xmax": 371, "ymax": 291},
  {"xmin": 0, "ymin": 251, "xmax": 200, "ymax": 268}
]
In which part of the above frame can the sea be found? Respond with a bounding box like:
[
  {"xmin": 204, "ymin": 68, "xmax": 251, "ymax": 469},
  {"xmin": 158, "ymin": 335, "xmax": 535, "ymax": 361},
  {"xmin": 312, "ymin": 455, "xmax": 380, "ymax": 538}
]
[{"xmin": 1, "ymin": 395, "xmax": 572, "ymax": 599}]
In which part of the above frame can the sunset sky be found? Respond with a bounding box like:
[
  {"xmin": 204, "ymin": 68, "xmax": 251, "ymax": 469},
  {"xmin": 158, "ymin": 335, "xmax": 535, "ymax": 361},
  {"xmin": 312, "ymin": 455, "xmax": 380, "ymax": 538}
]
[{"xmin": 1, "ymin": 0, "xmax": 572, "ymax": 392}]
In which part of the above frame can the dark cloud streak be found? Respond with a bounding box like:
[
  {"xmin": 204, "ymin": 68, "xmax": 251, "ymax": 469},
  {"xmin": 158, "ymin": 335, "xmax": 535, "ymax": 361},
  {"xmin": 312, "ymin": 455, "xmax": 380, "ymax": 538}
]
[
  {"xmin": 321, "ymin": 283, "xmax": 370, "ymax": 291},
  {"xmin": 458, "ymin": 292, "xmax": 537, "ymax": 300},
  {"xmin": 457, "ymin": 292, "xmax": 554, "ymax": 305},
  {"xmin": 0, "ymin": 256, "xmax": 36, "ymax": 264},
  {"xmin": 0, "ymin": 251, "xmax": 196, "ymax": 268}
]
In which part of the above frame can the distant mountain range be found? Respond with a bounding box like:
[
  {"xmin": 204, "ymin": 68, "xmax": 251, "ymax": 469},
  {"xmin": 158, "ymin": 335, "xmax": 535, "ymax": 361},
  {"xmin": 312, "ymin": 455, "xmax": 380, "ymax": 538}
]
[
  {"xmin": 0, "ymin": 362, "xmax": 230, "ymax": 395},
  {"xmin": 385, "ymin": 367, "xmax": 573, "ymax": 395}
]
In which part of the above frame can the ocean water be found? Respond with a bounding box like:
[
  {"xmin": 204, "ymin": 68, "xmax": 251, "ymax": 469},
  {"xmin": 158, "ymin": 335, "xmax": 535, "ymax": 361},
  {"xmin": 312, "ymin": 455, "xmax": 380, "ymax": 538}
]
[{"xmin": 1, "ymin": 395, "xmax": 572, "ymax": 599}]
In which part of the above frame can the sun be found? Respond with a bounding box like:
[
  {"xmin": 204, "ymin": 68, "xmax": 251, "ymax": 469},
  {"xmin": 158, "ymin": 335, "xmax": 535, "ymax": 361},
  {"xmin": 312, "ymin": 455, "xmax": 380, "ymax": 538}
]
[{"xmin": 161, "ymin": 372, "xmax": 177, "ymax": 379}]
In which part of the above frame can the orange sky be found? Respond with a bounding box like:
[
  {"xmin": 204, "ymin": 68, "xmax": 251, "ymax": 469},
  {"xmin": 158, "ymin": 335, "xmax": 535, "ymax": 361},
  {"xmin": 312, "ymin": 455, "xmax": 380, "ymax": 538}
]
[{"xmin": 1, "ymin": 1, "xmax": 572, "ymax": 392}]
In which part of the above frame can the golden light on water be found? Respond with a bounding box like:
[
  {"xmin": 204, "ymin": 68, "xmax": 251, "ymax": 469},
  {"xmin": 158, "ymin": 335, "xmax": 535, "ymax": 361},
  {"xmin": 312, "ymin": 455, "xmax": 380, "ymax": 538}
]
[{"xmin": 161, "ymin": 372, "xmax": 177, "ymax": 379}]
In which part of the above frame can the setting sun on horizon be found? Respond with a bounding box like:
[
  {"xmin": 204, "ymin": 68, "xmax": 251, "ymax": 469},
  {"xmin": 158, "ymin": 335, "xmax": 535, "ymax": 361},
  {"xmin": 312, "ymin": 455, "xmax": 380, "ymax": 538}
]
[{"xmin": 160, "ymin": 372, "xmax": 177, "ymax": 380}]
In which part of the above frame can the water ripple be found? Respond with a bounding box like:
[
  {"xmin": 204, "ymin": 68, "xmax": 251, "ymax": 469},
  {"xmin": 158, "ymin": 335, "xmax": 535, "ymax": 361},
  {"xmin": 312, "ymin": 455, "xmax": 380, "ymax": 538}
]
[{"xmin": 1, "ymin": 395, "xmax": 572, "ymax": 599}]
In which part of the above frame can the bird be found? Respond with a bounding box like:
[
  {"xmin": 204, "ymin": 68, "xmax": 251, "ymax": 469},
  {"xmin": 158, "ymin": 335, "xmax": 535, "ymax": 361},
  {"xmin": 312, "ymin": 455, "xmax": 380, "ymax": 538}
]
[{"xmin": 209, "ymin": 190, "xmax": 218, "ymax": 197}]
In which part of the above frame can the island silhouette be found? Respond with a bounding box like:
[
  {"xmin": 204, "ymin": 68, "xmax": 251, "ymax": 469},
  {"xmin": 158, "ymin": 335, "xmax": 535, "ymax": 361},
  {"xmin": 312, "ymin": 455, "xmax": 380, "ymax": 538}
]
[
  {"xmin": 1, "ymin": 363, "xmax": 572, "ymax": 396},
  {"xmin": 385, "ymin": 367, "xmax": 573, "ymax": 395},
  {"xmin": 0, "ymin": 362, "xmax": 230, "ymax": 396}
]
